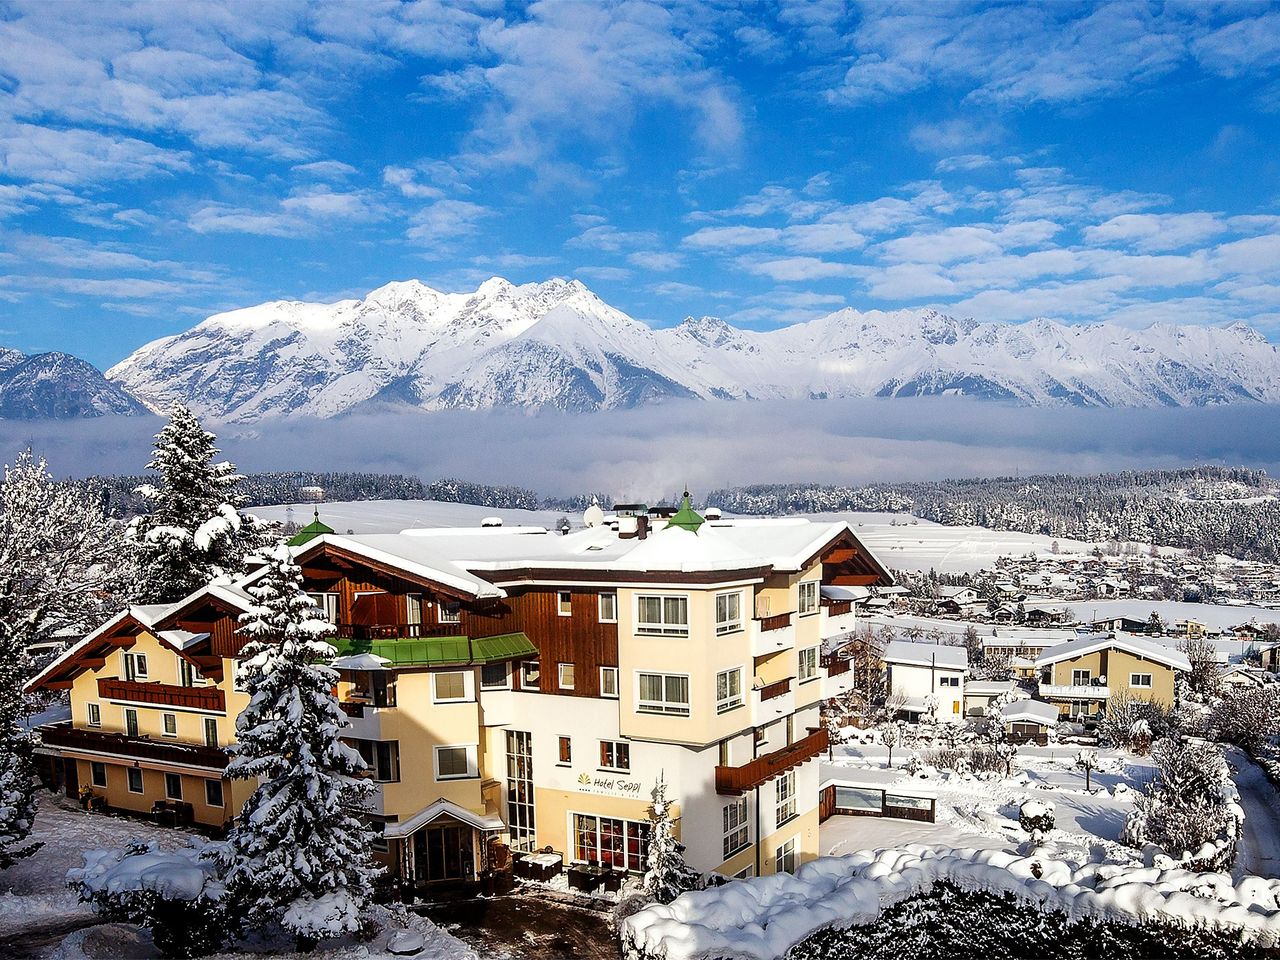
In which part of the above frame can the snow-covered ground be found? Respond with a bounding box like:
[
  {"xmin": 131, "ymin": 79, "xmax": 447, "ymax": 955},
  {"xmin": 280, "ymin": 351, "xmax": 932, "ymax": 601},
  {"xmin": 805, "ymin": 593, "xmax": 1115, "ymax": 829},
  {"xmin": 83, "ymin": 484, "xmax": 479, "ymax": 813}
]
[
  {"xmin": 819, "ymin": 739, "xmax": 1153, "ymax": 868},
  {"xmin": 0, "ymin": 793, "xmax": 476, "ymax": 960},
  {"xmin": 1056, "ymin": 598, "xmax": 1280, "ymax": 631}
]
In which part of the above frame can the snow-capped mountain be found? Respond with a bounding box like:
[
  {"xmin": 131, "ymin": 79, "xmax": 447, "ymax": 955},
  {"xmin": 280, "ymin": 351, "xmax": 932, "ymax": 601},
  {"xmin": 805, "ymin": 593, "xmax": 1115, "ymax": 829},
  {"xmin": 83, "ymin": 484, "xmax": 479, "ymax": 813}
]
[
  {"xmin": 107, "ymin": 278, "xmax": 1280, "ymax": 421},
  {"xmin": 0, "ymin": 350, "xmax": 147, "ymax": 418}
]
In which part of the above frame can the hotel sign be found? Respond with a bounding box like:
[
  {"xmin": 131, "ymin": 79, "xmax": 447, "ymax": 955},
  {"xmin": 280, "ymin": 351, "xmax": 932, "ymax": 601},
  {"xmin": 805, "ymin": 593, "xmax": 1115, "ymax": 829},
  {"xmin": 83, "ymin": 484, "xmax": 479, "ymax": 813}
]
[{"xmin": 576, "ymin": 771, "xmax": 646, "ymax": 799}]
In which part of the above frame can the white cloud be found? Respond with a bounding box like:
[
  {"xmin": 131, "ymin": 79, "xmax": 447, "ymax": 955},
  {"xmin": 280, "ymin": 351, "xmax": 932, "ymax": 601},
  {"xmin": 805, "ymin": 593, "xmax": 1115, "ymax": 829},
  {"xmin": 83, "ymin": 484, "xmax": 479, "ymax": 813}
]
[
  {"xmin": 1084, "ymin": 213, "xmax": 1229, "ymax": 252},
  {"xmin": 627, "ymin": 250, "xmax": 684, "ymax": 271},
  {"xmin": 740, "ymin": 256, "xmax": 862, "ymax": 282}
]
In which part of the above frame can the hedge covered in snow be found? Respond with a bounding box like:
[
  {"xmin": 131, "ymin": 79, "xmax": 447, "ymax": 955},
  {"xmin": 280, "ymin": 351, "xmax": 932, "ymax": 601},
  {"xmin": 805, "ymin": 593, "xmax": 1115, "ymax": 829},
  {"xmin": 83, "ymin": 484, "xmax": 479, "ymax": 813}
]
[{"xmin": 620, "ymin": 847, "xmax": 1280, "ymax": 960}]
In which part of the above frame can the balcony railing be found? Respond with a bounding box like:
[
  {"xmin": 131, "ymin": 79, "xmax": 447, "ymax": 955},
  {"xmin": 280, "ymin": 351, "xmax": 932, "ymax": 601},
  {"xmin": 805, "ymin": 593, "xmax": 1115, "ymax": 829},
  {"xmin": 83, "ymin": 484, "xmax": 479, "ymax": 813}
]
[
  {"xmin": 38, "ymin": 722, "xmax": 228, "ymax": 770},
  {"xmin": 335, "ymin": 623, "xmax": 461, "ymax": 641},
  {"xmin": 823, "ymin": 599, "xmax": 854, "ymax": 617},
  {"xmin": 97, "ymin": 678, "xmax": 225, "ymax": 713},
  {"xmin": 758, "ymin": 677, "xmax": 792, "ymax": 701},
  {"xmin": 715, "ymin": 728, "xmax": 828, "ymax": 796},
  {"xmin": 1039, "ymin": 682, "xmax": 1110, "ymax": 699},
  {"xmin": 821, "ymin": 653, "xmax": 852, "ymax": 677},
  {"xmin": 757, "ymin": 612, "xmax": 793, "ymax": 632}
]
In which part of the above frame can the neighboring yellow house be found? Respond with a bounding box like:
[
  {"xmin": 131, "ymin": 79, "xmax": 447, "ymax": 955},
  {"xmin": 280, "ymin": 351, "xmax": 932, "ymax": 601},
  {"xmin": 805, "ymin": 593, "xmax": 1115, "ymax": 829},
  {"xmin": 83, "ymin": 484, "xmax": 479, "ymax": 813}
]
[
  {"xmin": 1035, "ymin": 633, "xmax": 1190, "ymax": 720},
  {"xmin": 29, "ymin": 498, "xmax": 893, "ymax": 893}
]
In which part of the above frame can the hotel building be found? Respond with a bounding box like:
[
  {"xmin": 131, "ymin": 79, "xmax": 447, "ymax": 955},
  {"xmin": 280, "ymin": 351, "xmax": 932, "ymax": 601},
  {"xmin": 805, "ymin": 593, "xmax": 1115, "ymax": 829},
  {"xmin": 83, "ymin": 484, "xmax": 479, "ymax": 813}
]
[{"xmin": 28, "ymin": 496, "xmax": 889, "ymax": 888}]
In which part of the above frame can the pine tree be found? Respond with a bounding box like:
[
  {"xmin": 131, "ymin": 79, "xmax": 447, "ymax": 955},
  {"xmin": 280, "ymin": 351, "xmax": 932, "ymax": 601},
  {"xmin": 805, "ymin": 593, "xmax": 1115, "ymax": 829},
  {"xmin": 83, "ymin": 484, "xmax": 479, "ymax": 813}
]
[
  {"xmin": 219, "ymin": 543, "xmax": 377, "ymax": 946},
  {"xmin": 642, "ymin": 774, "xmax": 699, "ymax": 905},
  {"xmin": 0, "ymin": 451, "xmax": 133, "ymax": 867},
  {"xmin": 131, "ymin": 404, "xmax": 264, "ymax": 603}
]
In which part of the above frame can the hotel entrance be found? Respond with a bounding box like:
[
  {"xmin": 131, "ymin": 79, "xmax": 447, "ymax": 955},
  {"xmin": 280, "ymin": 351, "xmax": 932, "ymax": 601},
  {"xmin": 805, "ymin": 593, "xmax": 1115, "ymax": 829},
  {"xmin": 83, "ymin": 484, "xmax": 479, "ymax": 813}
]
[{"xmin": 412, "ymin": 821, "xmax": 476, "ymax": 883}]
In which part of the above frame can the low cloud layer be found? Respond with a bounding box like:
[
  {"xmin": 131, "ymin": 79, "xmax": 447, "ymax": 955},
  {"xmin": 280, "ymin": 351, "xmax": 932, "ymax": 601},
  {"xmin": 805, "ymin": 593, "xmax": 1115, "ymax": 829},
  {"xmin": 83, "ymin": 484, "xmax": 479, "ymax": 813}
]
[{"xmin": 5, "ymin": 398, "xmax": 1280, "ymax": 501}]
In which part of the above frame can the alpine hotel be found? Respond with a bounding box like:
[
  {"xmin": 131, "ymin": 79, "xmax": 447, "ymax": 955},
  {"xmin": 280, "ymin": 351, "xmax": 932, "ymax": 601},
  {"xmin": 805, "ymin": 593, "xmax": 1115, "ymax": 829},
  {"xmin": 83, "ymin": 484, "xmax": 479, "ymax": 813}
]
[{"xmin": 27, "ymin": 496, "xmax": 888, "ymax": 890}]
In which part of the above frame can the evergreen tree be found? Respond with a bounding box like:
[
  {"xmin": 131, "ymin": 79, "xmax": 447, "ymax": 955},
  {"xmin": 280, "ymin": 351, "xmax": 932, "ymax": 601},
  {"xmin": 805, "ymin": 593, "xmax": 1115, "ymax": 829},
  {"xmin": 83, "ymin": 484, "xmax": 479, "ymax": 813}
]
[
  {"xmin": 642, "ymin": 774, "xmax": 699, "ymax": 905},
  {"xmin": 219, "ymin": 544, "xmax": 377, "ymax": 946},
  {"xmin": 131, "ymin": 404, "xmax": 264, "ymax": 603},
  {"xmin": 0, "ymin": 451, "xmax": 133, "ymax": 867}
]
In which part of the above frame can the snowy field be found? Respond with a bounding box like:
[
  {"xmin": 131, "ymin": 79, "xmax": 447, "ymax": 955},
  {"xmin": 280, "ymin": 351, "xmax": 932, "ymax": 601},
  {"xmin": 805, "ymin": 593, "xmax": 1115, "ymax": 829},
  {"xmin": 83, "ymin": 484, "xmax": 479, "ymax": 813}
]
[{"xmin": 1056, "ymin": 598, "xmax": 1280, "ymax": 630}]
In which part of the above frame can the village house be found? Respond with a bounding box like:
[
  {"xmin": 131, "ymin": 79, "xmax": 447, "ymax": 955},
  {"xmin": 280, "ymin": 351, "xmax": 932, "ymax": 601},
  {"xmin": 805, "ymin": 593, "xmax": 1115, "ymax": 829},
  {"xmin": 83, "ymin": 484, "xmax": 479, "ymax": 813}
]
[
  {"xmin": 881, "ymin": 640, "xmax": 967, "ymax": 724},
  {"xmin": 1034, "ymin": 633, "xmax": 1190, "ymax": 720},
  {"xmin": 27, "ymin": 497, "xmax": 891, "ymax": 892}
]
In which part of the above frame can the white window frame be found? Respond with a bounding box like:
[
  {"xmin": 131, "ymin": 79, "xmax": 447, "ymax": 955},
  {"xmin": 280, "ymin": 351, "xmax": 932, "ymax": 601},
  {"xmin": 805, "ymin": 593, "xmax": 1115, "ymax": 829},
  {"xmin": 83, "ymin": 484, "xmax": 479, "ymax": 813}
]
[
  {"xmin": 723, "ymin": 797, "xmax": 750, "ymax": 859},
  {"xmin": 161, "ymin": 712, "xmax": 178, "ymax": 738},
  {"xmin": 164, "ymin": 772, "xmax": 183, "ymax": 801},
  {"xmin": 636, "ymin": 671, "xmax": 691, "ymax": 716},
  {"xmin": 734, "ymin": 865, "xmax": 755, "ymax": 879},
  {"xmin": 558, "ymin": 662, "xmax": 575, "ymax": 690},
  {"xmin": 432, "ymin": 670, "xmax": 474, "ymax": 704},
  {"xmin": 798, "ymin": 580, "xmax": 820, "ymax": 616},
  {"xmin": 204, "ymin": 779, "xmax": 224, "ymax": 808},
  {"xmin": 557, "ymin": 591, "xmax": 573, "ymax": 617},
  {"xmin": 635, "ymin": 594, "xmax": 690, "ymax": 637},
  {"xmin": 775, "ymin": 837, "xmax": 796, "ymax": 874},
  {"xmin": 776, "ymin": 770, "xmax": 797, "ymax": 828},
  {"xmin": 1072, "ymin": 668, "xmax": 1091, "ymax": 686},
  {"xmin": 938, "ymin": 674, "xmax": 960, "ymax": 688},
  {"xmin": 1130, "ymin": 673, "xmax": 1153, "ymax": 688},
  {"xmin": 716, "ymin": 666, "xmax": 744, "ymax": 713},
  {"xmin": 179, "ymin": 657, "xmax": 201, "ymax": 687},
  {"xmin": 599, "ymin": 666, "xmax": 619, "ymax": 699},
  {"xmin": 122, "ymin": 651, "xmax": 148, "ymax": 681},
  {"xmin": 521, "ymin": 660, "xmax": 541, "ymax": 688},
  {"xmin": 434, "ymin": 743, "xmax": 479, "ymax": 781},
  {"xmin": 86, "ymin": 702, "xmax": 101, "ymax": 727},
  {"xmin": 405, "ymin": 593, "xmax": 423, "ymax": 627},
  {"xmin": 203, "ymin": 717, "xmax": 219, "ymax": 748},
  {"xmin": 307, "ymin": 591, "xmax": 339, "ymax": 625},
  {"xmin": 124, "ymin": 707, "xmax": 139, "ymax": 738},
  {"xmin": 90, "ymin": 761, "xmax": 107, "ymax": 788},
  {"xmin": 438, "ymin": 601, "xmax": 461, "ymax": 625},
  {"xmin": 715, "ymin": 591, "xmax": 743, "ymax": 636},
  {"xmin": 126, "ymin": 767, "xmax": 144, "ymax": 794},
  {"xmin": 599, "ymin": 739, "xmax": 631, "ymax": 772},
  {"xmin": 598, "ymin": 592, "xmax": 618, "ymax": 624},
  {"xmin": 480, "ymin": 662, "xmax": 511, "ymax": 690},
  {"xmin": 798, "ymin": 647, "xmax": 819, "ymax": 683}
]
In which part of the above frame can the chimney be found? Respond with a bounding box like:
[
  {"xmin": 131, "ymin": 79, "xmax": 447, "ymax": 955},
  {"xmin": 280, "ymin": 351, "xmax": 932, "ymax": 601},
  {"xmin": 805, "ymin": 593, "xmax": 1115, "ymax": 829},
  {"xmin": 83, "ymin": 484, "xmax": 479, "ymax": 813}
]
[
  {"xmin": 637, "ymin": 515, "xmax": 649, "ymax": 540},
  {"xmin": 618, "ymin": 516, "xmax": 639, "ymax": 539}
]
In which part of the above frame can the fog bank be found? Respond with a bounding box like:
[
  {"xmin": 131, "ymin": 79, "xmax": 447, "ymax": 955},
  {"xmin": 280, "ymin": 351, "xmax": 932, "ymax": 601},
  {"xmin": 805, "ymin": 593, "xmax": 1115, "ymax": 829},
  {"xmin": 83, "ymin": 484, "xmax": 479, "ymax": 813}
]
[{"xmin": 3, "ymin": 397, "xmax": 1279, "ymax": 500}]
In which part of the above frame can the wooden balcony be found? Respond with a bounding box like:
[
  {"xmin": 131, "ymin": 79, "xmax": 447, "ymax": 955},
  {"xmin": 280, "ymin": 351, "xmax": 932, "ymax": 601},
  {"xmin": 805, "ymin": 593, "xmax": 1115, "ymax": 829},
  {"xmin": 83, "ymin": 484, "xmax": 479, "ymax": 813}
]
[
  {"xmin": 715, "ymin": 728, "xmax": 828, "ymax": 796},
  {"xmin": 821, "ymin": 653, "xmax": 852, "ymax": 678},
  {"xmin": 756, "ymin": 612, "xmax": 793, "ymax": 632},
  {"xmin": 38, "ymin": 722, "xmax": 228, "ymax": 770},
  {"xmin": 823, "ymin": 599, "xmax": 854, "ymax": 617},
  {"xmin": 335, "ymin": 623, "xmax": 461, "ymax": 641},
  {"xmin": 97, "ymin": 678, "xmax": 225, "ymax": 713},
  {"xmin": 758, "ymin": 676, "xmax": 792, "ymax": 701}
]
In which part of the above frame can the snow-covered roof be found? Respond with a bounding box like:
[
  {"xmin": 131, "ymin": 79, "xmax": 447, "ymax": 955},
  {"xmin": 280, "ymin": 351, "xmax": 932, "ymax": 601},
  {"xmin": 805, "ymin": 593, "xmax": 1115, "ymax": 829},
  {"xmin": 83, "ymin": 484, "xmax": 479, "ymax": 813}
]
[
  {"xmin": 383, "ymin": 797, "xmax": 504, "ymax": 839},
  {"xmin": 1001, "ymin": 699, "xmax": 1060, "ymax": 725},
  {"xmin": 937, "ymin": 586, "xmax": 977, "ymax": 599},
  {"xmin": 27, "ymin": 604, "xmax": 174, "ymax": 692},
  {"xmin": 965, "ymin": 680, "xmax": 1016, "ymax": 697},
  {"xmin": 303, "ymin": 515, "xmax": 891, "ymax": 586},
  {"xmin": 1035, "ymin": 632, "xmax": 1192, "ymax": 672},
  {"xmin": 331, "ymin": 652, "xmax": 392, "ymax": 671},
  {"xmin": 156, "ymin": 629, "xmax": 208, "ymax": 650},
  {"xmin": 821, "ymin": 584, "xmax": 870, "ymax": 601},
  {"xmin": 882, "ymin": 640, "xmax": 967, "ymax": 671}
]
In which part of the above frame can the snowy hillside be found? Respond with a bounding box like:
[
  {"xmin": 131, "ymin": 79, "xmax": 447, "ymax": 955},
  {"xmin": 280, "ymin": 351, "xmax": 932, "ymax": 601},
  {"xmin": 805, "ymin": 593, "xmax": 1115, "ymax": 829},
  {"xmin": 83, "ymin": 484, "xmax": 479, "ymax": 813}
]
[
  {"xmin": 107, "ymin": 278, "xmax": 1280, "ymax": 421},
  {"xmin": 0, "ymin": 350, "xmax": 146, "ymax": 418}
]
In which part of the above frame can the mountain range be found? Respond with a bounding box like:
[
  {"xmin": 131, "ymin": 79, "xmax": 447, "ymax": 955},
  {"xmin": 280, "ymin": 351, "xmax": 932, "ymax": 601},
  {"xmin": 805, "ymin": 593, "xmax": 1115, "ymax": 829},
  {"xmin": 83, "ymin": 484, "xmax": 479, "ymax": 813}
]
[
  {"xmin": 101, "ymin": 278, "xmax": 1280, "ymax": 422},
  {"xmin": 6, "ymin": 278, "xmax": 1280, "ymax": 420},
  {"xmin": 0, "ymin": 349, "xmax": 145, "ymax": 419}
]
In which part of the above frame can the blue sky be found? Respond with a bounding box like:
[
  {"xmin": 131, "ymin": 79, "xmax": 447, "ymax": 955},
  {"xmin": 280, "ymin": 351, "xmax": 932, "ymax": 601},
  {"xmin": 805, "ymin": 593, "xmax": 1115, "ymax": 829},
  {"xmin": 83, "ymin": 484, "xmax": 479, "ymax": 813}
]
[{"xmin": 1, "ymin": 0, "xmax": 1279, "ymax": 369}]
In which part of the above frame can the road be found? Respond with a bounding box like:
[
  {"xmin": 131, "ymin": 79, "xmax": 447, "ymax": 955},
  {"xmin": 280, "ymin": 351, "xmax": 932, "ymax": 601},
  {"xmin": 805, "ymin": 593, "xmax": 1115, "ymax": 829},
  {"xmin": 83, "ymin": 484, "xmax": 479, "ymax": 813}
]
[{"xmin": 1231, "ymin": 750, "xmax": 1280, "ymax": 880}]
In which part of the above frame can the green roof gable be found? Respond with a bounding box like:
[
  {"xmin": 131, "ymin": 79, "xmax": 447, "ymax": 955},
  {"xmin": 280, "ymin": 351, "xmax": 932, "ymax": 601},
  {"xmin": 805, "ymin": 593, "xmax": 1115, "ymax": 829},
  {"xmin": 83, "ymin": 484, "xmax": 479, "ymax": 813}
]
[
  {"xmin": 666, "ymin": 490, "xmax": 705, "ymax": 533},
  {"xmin": 287, "ymin": 509, "xmax": 335, "ymax": 546}
]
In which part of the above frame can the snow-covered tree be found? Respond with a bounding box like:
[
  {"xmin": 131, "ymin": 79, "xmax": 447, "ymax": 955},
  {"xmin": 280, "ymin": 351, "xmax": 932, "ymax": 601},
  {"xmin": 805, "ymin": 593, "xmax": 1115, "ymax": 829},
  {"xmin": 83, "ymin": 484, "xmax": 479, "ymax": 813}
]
[
  {"xmin": 1075, "ymin": 749, "xmax": 1099, "ymax": 792},
  {"xmin": 1124, "ymin": 737, "xmax": 1240, "ymax": 871},
  {"xmin": 0, "ymin": 451, "xmax": 134, "ymax": 868},
  {"xmin": 1209, "ymin": 688, "xmax": 1280, "ymax": 751},
  {"xmin": 642, "ymin": 775, "xmax": 699, "ymax": 904},
  {"xmin": 880, "ymin": 721, "xmax": 903, "ymax": 769},
  {"xmin": 1178, "ymin": 634, "xmax": 1221, "ymax": 701},
  {"xmin": 219, "ymin": 544, "xmax": 376, "ymax": 947},
  {"xmin": 131, "ymin": 405, "xmax": 265, "ymax": 603}
]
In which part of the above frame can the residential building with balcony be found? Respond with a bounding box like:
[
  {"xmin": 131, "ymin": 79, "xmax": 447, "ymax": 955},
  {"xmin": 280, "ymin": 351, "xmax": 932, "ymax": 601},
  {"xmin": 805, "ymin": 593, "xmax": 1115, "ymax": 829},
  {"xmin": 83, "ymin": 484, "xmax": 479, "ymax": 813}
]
[
  {"xmin": 28, "ymin": 495, "xmax": 890, "ymax": 891},
  {"xmin": 1034, "ymin": 633, "xmax": 1190, "ymax": 719}
]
